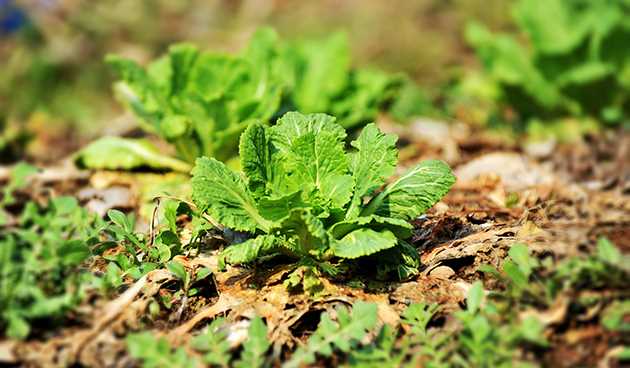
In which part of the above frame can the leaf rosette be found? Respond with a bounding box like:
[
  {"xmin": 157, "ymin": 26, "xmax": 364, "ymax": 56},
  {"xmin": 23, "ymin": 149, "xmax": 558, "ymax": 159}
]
[{"xmin": 192, "ymin": 112, "xmax": 455, "ymax": 277}]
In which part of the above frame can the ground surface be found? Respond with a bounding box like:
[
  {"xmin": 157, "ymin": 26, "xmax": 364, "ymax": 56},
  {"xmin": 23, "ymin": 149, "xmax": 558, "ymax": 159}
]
[{"xmin": 1, "ymin": 120, "xmax": 628, "ymax": 367}]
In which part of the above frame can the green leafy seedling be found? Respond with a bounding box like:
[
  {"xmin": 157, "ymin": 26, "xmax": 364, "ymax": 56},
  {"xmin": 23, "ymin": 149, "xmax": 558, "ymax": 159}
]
[
  {"xmin": 127, "ymin": 332, "xmax": 198, "ymax": 368},
  {"xmin": 284, "ymin": 301, "xmax": 378, "ymax": 368},
  {"xmin": 192, "ymin": 111, "xmax": 455, "ymax": 280}
]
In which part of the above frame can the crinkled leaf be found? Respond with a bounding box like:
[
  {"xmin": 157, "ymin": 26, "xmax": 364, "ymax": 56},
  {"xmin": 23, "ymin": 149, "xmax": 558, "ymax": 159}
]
[
  {"xmin": 75, "ymin": 137, "xmax": 191, "ymax": 172},
  {"xmin": 191, "ymin": 157, "xmax": 271, "ymax": 232},
  {"xmin": 346, "ymin": 123, "xmax": 398, "ymax": 219},
  {"xmin": 271, "ymin": 114, "xmax": 352, "ymax": 207},
  {"xmin": 240, "ymin": 27, "xmax": 285, "ymax": 120},
  {"xmin": 363, "ymin": 160, "xmax": 455, "ymax": 221},
  {"xmin": 240, "ymin": 122, "xmax": 273, "ymax": 197},
  {"xmin": 270, "ymin": 112, "xmax": 346, "ymax": 153},
  {"xmin": 272, "ymin": 209, "xmax": 328, "ymax": 256},
  {"xmin": 329, "ymin": 214, "xmax": 412, "ymax": 240},
  {"xmin": 222, "ymin": 235, "xmax": 280, "ymax": 265},
  {"xmin": 257, "ymin": 191, "xmax": 306, "ymax": 222},
  {"xmin": 331, "ymin": 228, "xmax": 397, "ymax": 259},
  {"xmin": 167, "ymin": 43, "xmax": 199, "ymax": 94}
]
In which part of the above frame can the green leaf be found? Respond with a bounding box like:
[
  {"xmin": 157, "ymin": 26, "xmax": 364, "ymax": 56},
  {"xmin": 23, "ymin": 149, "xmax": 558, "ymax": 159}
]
[
  {"xmin": 167, "ymin": 261, "xmax": 188, "ymax": 282},
  {"xmin": 346, "ymin": 123, "xmax": 398, "ymax": 219},
  {"xmin": 388, "ymin": 78, "xmax": 435, "ymax": 122},
  {"xmin": 331, "ymin": 228, "xmax": 397, "ymax": 259},
  {"xmin": 9, "ymin": 162, "xmax": 38, "ymax": 188},
  {"xmin": 331, "ymin": 68, "xmax": 401, "ymax": 129},
  {"xmin": 329, "ymin": 214, "xmax": 412, "ymax": 240},
  {"xmin": 556, "ymin": 62, "xmax": 612, "ymax": 87},
  {"xmin": 160, "ymin": 115, "xmax": 190, "ymax": 140},
  {"xmin": 58, "ymin": 240, "xmax": 91, "ymax": 266},
  {"xmin": 465, "ymin": 22, "xmax": 563, "ymax": 110},
  {"xmin": 285, "ymin": 132, "xmax": 353, "ymax": 208},
  {"xmin": 6, "ymin": 314, "xmax": 29, "ymax": 340},
  {"xmin": 240, "ymin": 122, "xmax": 273, "ymax": 197},
  {"xmin": 106, "ymin": 55, "xmax": 164, "ymax": 131},
  {"xmin": 518, "ymin": 316, "xmax": 548, "ymax": 346},
  {"xmin": 363, "ymin": 160, "xmax": 455, "ymax": 221},
  {"xmin": 191, "ymin": 157, "xmax": 271, "ymax": 232},
  {"xmin": 508, "ymin": 243, "xmax": 538, "ymax": 278},
  {"xmin": 222, "ymin": 235, "xmax": 280, "ymax": 265},
  {"xmin": 270, "ymin": 112, "xmax": 346, "ymax": 153},
  {"xmin": 467, "ymin": 281, "xmax": 484, "ymax": 314},
  {"xmin": 272, "ymin": 209, "xmax": 329, "ymax": 256},
  {"xmin": 478, "ymin": 264, "xmax": 502, "ymax": 278},
  {"xmin": 503, "ymin": 260, "xmax": 528, "ymax": 289},
  {"xmin": 616, "ymin": 347, "xmax": 630, "ymax": 361},
  {"xmin": 257, "ymin": 191, "xmax": 306, "ymax": 222},
  {"xmin": 235, "ymin": 317, "xmax": 270, "ymax": 368},
  {"xmin": 242, "ymin": 27, "xmax": 279, "ymax": 70},
  {"xmin": 601, "ymin": 301, "xmax": 630, "ymax": 332},
  {"xmin": 2, "ymin": 162, "xmax": 38, "ymax": 206},
  {"xmin": 284, "ymin": 301, "xmax": 378, "ymax": 368},
  {"xmin": 167, "ymin": 43, "xmax": 199, "ymax": 95},
  {"xmin": 596, "ymin": 237, "xmax": 621, "ymax": 265},
  {"xmin": 107, "ymin": 209, "xmax": 133, "ymax": 233},
  {"xmin": 287, "ymin": 32, "xmax": 350, "ymax": 113},
  {"xmin": 76, "ymin": 137, "xmax": 191, "ymax": 172},
  {"xmin": 156, "ymin": 242, "xmax": 172, "ymax": 264},
  {"xmin": 191, "ymin": 318, "xmax": 231, "ymax": 366},
  {"xmin": 283, "ymin": 265, "xmax": 325, "ymax": 296},
  {"xmin": 271, "ymin": 112, "xmax": 352, "ymax": 207},
  {"xmin": 513, "ymin": 0, "xmax": 588, "ymax": 54},
  {"xmin": 401, "ymin": 303, "xmax": 439, "ymax": 334},
  {"xmin": 240, "ymin": 27, "xmax": 285, "ymax": 120},
  {"xmin": 126, "ymin": 332, "xmax": 198, "ymax": 368}
]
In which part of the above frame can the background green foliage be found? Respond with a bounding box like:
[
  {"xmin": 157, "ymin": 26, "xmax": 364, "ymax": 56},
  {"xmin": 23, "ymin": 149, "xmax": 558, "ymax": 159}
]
[
  {"xmin": 461, "ymin": 0, "xmax": 630, "ymax": 132},
  {"xmin": 104, "ymin": 28, "xmax": 403, "ymax": 166},
  {"xmin": 1, "ymin": 0, "xmax": 512, "ymax": 164}
]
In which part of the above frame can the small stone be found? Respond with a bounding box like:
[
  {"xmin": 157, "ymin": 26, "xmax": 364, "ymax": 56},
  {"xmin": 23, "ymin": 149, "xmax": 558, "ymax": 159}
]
[{"xmin": 429, "ymin": 265, "xmax": 455, "ymax": 280}]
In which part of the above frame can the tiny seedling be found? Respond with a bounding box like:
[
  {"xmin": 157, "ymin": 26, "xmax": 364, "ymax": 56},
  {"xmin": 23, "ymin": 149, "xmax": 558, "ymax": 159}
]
[{"xmin": 0, "ymin": 195, "xmax": 104, "ymax": 339}]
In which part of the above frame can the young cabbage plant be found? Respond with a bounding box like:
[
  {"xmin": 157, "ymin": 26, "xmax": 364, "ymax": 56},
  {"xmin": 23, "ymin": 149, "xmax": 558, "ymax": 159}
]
[
  {"xmin": 85, "ymin": 28, "xmax": 411, "ymax": 171},
  {"xmin": 106, "ymin": 28, "xmax": 284, "ymax": 165},
  {"xmin": 191, "ymin": 111, "xmax": 455, "ymax": 278}
]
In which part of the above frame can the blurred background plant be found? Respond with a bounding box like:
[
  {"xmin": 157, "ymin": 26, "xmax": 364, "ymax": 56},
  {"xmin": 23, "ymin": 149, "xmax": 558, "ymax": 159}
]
[
  {"xmin": 1, "ymin": 0, "xmax": 511, "ymax": 164},
  {"xmin": 450, "ymin": 0, "xmax": 630, "ymax": 138},
  {"xmin": 2, "ymin": 0, "xmax": 627, "ymax": 166}
]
